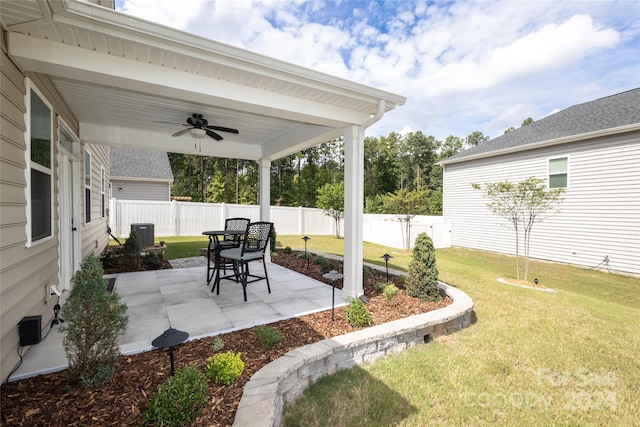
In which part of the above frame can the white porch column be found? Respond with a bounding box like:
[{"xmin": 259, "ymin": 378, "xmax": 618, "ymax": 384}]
[
  {"xmin": 258, "ymin": 158, "xmax": 272, "ymax": 261},
  {"xmin": 342, "ymin": 124, "xmax": 364, "ymax": 298}
]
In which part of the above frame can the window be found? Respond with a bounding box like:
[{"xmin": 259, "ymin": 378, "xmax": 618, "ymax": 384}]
[
  {"xmin": 27, "ymin": 87, "xmax": 53, "ymax": 243},
  {"xmin": 85, "ymin": 150, "xmax": 92, "ymax": 223},
  {"xmin": 549, "ymin": 157, "xmax": 568, "ymax": 188},
  {"xmin": 101, "ymin": 166, "xmax": 106, "ymax": 218}
]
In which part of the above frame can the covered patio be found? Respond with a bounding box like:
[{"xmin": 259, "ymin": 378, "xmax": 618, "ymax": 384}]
[
  {"xmin": 10, "ymin": 258, "xmax": 346, "ymax": 381},
  {"xmin": 2, "ymin": 0, "xmax": 406, "ymax": 299}
]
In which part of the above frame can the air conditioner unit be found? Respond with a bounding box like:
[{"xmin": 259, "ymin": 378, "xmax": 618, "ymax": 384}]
[{"xmin": 131, "ymin": 223, "xmax": 154, "ymax": 250}]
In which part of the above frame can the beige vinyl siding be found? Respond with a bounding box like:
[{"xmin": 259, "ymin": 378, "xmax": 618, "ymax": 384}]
[
  {"xmin": 111, "ymin": 179, "xmax": 171, "ymax": 201},
  {"xmin": 0, "ymin": 29, "xmax": 83, "ymax": 381},
  {"xmin": 81, "ymin": 144, "xmax": 110, "ymax": 258},
  {"xmin": 443, "ymin": 131, "xmax": 640, "ymax": 275}
]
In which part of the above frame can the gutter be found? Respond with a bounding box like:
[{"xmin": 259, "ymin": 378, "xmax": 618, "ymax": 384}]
[{"xmin": 359, "ymin": 100, "xmax": 386, "ymax": 136}]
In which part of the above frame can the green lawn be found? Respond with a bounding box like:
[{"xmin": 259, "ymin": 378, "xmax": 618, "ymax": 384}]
[{"xmin": 276, "ymin": 238, "xmax": 639, "ymax": 427}]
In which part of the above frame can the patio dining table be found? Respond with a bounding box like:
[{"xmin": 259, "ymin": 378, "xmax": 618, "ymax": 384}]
[{"xmin": 202, "ymin": 229, "xmax": 246, "ymax": 286}]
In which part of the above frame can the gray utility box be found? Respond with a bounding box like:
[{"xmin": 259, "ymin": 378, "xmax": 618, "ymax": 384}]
[{"xmin": 131, "ymin": 223, "xmax": 154, "ymax": 250}]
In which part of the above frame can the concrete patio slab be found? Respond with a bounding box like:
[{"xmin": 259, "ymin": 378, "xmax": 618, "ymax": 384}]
[{"xmin": 8, "ymin": 259, "xmax": 346, "ymax": 382}]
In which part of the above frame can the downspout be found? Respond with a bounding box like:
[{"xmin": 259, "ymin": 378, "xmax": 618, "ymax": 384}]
[{"xmin": 360, "ymin": 100, "xmax": 386, "ymax": 137}]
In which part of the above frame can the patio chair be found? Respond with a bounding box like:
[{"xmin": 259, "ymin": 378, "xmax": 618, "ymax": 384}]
[
  {"xmin": 213, "ymin": 221, "xmax": 274, "ymax": 301},
  {"xmin": 214, "ymin": 217, "xmax": 250, "ymax": 276}
]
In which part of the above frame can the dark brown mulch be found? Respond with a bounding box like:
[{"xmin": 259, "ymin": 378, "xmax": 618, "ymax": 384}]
[{"xmin": 1, "ymin": 250, "xmax": 451, "ymax": 427}]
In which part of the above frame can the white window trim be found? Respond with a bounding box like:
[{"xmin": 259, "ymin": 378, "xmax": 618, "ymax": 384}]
[
  {"xmin": 85, "ymin": 149, "xmax": 92, "ymax": 224},
  {"xmin": 548, "ymin": 155, "xmax": 570, "ymax": 189},
  {"xmin": 24, "ymin": 80, "xmax": 54, "ymax": 247}
]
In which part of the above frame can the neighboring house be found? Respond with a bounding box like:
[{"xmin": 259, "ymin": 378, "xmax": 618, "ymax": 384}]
[
  {"xmin": 110, "ymin": 147, "xmax": 174, "ymax": 201},
  {"xmin": 0, "ymin": 0, "xmax": 404, "ymax": 381},
  {"xmin": 439, "ymin": 88, "xmax": 640, "ymax": 276}
]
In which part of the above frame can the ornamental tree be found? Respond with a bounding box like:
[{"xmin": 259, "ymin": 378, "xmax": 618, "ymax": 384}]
[
  {"xmin": 472, "ymin": 177, "xmax": 565, "ymax": 281},
  {"xmin": 316, "ymin": 181, "xmax": 344, "ymax": 238}
]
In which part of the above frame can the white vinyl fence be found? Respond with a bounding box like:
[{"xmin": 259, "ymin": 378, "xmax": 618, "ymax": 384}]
[{"xmin": 108, "ymin": 199, "xmax": 451, "ymax": 249}]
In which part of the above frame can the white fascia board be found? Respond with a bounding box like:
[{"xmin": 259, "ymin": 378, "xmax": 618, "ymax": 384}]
[
  {"xmin": 111, "ymin": 177, "xmax": 172, "ymax": 183},
  {"xmin": 54, "ymin": 0, "xmax": 406, "ymax": 109},
  {"xmin": 80, "ymin": 123, "xmax": 260, "ymax": 160},
  {"xmin": 438, "ymin": 123, "xmax": 640, "ymax": 166},
  {"xmin": 9, "ymin": 32, "xmax": 370, "ymax": 126},
  {"xmin": 261, "ymin": 124, "xmax": 341, "ymax": 160}
]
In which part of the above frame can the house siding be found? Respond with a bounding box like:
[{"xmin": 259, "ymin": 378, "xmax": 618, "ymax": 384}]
[
  {"xmin": 81, "ymin": 144, "xmax": 110, "ymax": 258},
  {"xmin": 443, "ymin": 131, "xmax": 640, "ymax": 275},
  {"xmin": 111, "ymin": 179, "xmax": 171, "ymax": 201},
  {"xmin": 0, "ymin": 28, "xmax": 110, "ymax": 381}
]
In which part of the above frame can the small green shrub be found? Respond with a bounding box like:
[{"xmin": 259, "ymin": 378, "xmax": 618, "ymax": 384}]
[
  {"xmin": 344, "ymin": 297, "xmax": 373, "ymax": 327},
  {"xmin": 395, "ymin": 275, "xmax": 407, "ymax": 289},
  {"xmin": 255, "ymin": 326, "xmax": 284, "ymax": 349},
  {"xmin": 296, "ymin": 251, "xmax": 308, "ymax": 259},
  {"xmin": 122, "ymin": 230, "xmax": 140, "ymax": 270},
  {"xmin": 314, "ymin": 255, "xmax": 328, "ymax": 267},
  {"xmin": 374, "ymin": 281, "xmax": 390, "ymax": 293},
  {"xmin": 383, "ymin": 284, "xmax": 399, "ymax": 303},
  {"xmin": 60, "ymin": 256, "xmax": 128, "ymax": 388},
  {"xmin": 284, "ymin": 246, "xmax": 293, "ymax": 254},
  {"xmin": 406, "ymin": 233, "xmax": 441, "ymax": 301},
  {"xmin": 143, "ymin": 251, "xmax": 163, "ymax": 270},
  {"xmin": 270, "ymin": 225, "xmax": 277, "ymax": 253},
  {"xmin": 206, "ymin": 351, "xmax": 245, "ymax": 385},
  {"xmin": 143, "ymin": 365, "xmax": 208, "ymax": 427},
  {"xmin": 212, "ymin": 337, "xmax": 224, "ymax": 352}
]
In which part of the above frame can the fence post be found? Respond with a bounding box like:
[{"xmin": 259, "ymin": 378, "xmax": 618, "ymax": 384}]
[
  {"xmin": 171, "ymin": 200, "xmax": 178, "ymax": 236},
  {"xmin": 298, "ymin": 206, "xmax": 304, "ymax": 235}
]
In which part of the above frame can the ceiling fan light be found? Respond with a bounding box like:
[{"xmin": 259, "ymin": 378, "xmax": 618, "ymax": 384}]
[{"xmin": 189, "ymin": 128, "xmax": 206, "ymax": 138}]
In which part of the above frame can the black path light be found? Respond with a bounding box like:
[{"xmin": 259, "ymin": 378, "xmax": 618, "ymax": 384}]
[
  {"xmin": 152, "ymin": 327, "xmax": 189, "ymax": 376},
  {"xmin": 322, "ymin": 270, "xmax": 344, "ymax": 321},
  {"xmin": 380, "ymin": 253, "xmax": 393, "ymax": 282},
  {"xmin": 301, "ymin": 236, "xmax": 310, "ymax": 267}
]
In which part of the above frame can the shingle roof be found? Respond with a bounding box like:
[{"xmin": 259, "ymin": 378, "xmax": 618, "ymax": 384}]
[
  {"xmin": 443, "ymin": 88, "xmax": 640, "ymax": 163},
  {"xmin": 110, "ymin": 147, "xmax": 174, "ymax": 181}
]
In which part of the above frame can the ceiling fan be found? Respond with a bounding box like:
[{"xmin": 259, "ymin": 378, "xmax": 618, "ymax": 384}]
[{"xmin": 167, "ymin": 113, "xmax": 239, "ymax": 140}]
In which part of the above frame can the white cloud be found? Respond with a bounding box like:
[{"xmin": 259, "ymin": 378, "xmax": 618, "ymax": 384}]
[{"xmin": 116, "ymin": 0, "xmax": 640, "ymax": 140}]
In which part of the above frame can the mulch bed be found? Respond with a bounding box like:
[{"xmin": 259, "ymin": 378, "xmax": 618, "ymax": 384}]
[{"xmin": 1, "ymin": 250, "xmax": 451, "ymax": 426}]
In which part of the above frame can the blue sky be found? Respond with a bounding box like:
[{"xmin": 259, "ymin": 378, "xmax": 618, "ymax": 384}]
[{"xmin": 115, "ymin": 0, "xmax": 640, "ymax": 140}]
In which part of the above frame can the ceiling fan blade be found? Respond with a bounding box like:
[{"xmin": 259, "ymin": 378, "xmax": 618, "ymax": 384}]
[
  {"xmin": 205, "ymin": 129, "xmax": 224, "ymax": 140},
  {"xmin": 153, "ymin": 120, "xmax": 189, "ymax": 126},
  {"xmin": 172, "ymin": 128, "xmax": 192, "ymax": 137},
  {"xmin": 206, "ymin": 125, "xmax": 239, "ymax": 134}
]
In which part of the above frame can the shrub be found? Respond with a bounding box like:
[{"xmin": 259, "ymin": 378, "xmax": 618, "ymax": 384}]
[
  {"xmin": 383, "ymin": 284, "xmax": 399, "ymax": 303},
  {"xmin": 142, "ymin": 365, "xmax": 208, "ymax": 427},
  {"xmin": 270, "ymin": 225, "xmax": 277, "ymax": 253},
  {"xmin": 374, "ymin": 281, "xmax": 390, "ymax": 293},
  {"xmin": 122, "ymin": 230, "xmax": 140, "ymax": 271},
  {"xmin": 255, "ymin": 326, "xmax": 284, "ymax": 349},
  {"xmin": 362, "ymin": 265, "xmax": 373, "ymax": 282},
  {"xmin": 60, "ymin": 256, "xmax": 128, "ymax": 387},
  {"xmin": 212, "ymin": 337, "xmax": 224, "ymax": 352},
  {"xmin": 344, "ymin": 297, "xmax": 373, "ymax": 327},
  {"xmin": 406, "ymin": 233, "xmax": 441, "ymax": 301},
  {"xmin": 206, "ymin": 351, "xmax": 245, "ymax": 385},
  {"xmin": 284, "ymin": 246, "xmax": 293, "ymax": 254},
  {"xmin": 143, "ymin": 251, "xmax": 163, "ymax": 270}
]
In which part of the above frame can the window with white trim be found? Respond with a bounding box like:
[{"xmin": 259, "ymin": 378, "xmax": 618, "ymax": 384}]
[
  {"xmin": 549, "ymin": 157, "xmax": 568, "ymax": 188},
  {"xmin": 85, "ymin": 150, "xmax": 92, "ymax": 223},
  {"xmin": 28, "ymin": 87, "xmax": 53, "ymax": 243},
  {"xmin": 101, "ymin": 166, "xmax": 106, "ymax": 218}
]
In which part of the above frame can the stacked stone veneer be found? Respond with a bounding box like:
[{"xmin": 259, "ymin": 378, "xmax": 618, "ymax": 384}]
[{"xmin": 232, "ymin": 282, "xmax": 474, "ymax": 426}]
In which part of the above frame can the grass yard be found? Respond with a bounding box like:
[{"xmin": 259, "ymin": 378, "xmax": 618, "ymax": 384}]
[{"xmin": 277, "ymin": 238, "xmax": 639, "ymax": 427}]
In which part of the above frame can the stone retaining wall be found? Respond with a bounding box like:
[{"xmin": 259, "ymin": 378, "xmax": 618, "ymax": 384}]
[{"xmin": 232, "ymin": 282, "xmax": 474, "ymax": 427}]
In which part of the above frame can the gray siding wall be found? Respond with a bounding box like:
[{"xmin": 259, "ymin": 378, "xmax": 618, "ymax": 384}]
[
  {"xmin": 111, "ymin": 179, "xmax": 171, "ymax": 201},
  {"xmin": 81, "ymin": 144, "xmax": 110, "ymax": 258},
  {"xmin": 442, "ymin": 131, "xmax": 640, "ymax": 275},
  {"xmin": 0, "ymin": 29, "xmax": 110, "ymax": 381}
]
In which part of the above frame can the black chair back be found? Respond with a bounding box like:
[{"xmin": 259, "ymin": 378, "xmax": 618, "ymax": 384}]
[
  {"xmin": 224, "ymin": 218, "xmax": 250, "ymax": 243},
  {"xmin": 242, "ymin": 222, "xmax": 273, "ymax": 254}
]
